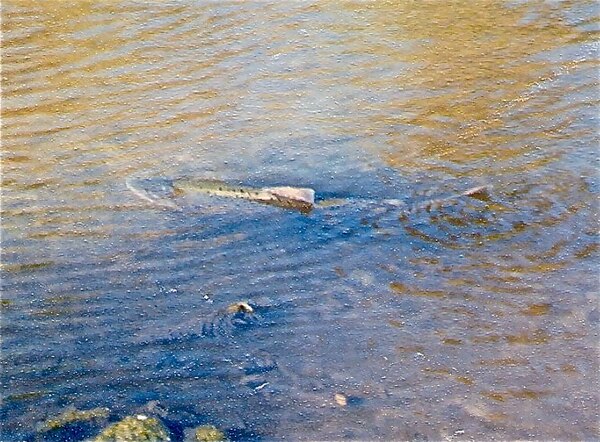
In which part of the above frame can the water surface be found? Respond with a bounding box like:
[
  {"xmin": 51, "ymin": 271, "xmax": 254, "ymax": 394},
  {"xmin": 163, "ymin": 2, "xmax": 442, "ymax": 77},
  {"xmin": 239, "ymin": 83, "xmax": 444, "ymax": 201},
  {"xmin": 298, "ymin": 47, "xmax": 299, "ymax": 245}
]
[{"xmin": 2, "ymin": 1, "xmax": 598, "ymax": 440}]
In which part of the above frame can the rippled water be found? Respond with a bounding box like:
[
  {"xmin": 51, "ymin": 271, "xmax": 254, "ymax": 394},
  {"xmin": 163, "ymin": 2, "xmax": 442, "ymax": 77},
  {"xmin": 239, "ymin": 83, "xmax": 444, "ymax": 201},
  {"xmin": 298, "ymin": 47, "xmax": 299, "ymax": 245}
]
[{"xmin": 2, "ymin": 1, "xmax": 598, "ymax": 441}]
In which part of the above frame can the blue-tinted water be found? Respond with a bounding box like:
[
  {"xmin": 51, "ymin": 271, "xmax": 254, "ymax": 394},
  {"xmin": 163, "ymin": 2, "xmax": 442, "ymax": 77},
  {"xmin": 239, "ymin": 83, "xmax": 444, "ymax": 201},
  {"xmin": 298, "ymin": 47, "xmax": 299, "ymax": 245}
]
[{"xmin": 2, "ymin": 1, "xmax": 598, "ymax": 440}]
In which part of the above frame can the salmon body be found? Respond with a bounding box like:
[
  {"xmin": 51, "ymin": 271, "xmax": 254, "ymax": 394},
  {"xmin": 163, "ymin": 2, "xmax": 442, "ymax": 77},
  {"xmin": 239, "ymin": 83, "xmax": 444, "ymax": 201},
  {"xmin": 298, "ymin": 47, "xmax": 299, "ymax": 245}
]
[{"xmin": 173, "ymin": 178, "xmax": 315, "ymax": 212}]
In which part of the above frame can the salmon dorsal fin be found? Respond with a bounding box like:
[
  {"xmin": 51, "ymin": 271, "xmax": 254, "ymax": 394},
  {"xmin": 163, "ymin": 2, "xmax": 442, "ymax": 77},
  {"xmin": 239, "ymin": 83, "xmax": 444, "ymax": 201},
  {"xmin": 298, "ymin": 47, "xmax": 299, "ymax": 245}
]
[{"xmin": 263, "ymin": 187, "xmax": 315, "ymax": 204}]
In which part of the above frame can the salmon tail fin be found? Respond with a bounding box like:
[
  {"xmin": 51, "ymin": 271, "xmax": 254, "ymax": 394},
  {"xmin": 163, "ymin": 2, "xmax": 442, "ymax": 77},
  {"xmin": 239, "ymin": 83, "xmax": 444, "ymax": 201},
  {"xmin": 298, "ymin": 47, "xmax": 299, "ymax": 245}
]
[
  {"xmin": 125, "ymin": 177, "xmax": 180, "ymax": 209},
  {"xmin": 461, "ymin": 184, "xmax": 492, "ymax": 201},
  {"xmin": 404, "ymin": 184, "xmax": 492, "ymax": 216}
]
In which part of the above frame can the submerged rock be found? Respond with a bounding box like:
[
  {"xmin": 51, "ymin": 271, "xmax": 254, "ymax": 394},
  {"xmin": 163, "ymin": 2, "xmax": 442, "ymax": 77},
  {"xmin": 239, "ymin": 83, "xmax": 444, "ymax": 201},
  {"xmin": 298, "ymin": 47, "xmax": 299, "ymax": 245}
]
[
  {"xmin": 93, "ymin": 415, "xmax": 170, "ymax": 442},
  {"xmin": 188, "ymin": 424, "xmax": 228, "ymax": 442},
  {"xmin": 334, "ymin": 393, "xmax": 348, "ymax": 407},
  {"xmin": 0, "ymin": 299, "xmax": 12, "ymax": 309},
  {"xmin": 225, "ymin": 301, "xmax": 254, "ymax": 314},
  {"xmin": 200, "ymin": 301, "xmax": 260, "ymax": 337},
  {"xmin": 137, "ymin": 301, "xmax": 262, "ymax": 346},
  {"xmin": 40, "ymin": 406, "xmax": 109, "ymax": 432}
]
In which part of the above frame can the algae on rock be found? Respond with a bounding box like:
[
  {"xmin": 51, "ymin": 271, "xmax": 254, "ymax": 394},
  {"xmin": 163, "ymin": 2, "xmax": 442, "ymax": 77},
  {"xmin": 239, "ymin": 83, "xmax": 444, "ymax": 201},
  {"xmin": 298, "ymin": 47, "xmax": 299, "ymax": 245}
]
[
  {"xmin": 93, "ymin": 415, "xmax": 170, "ymax": 442},
  {"xmin": 40, "ymin": 407, "xmax": 109, "ymax": 432},
  {"xmin": 189, "ymin": 424, "xmax": 227, "ymax": 442}
]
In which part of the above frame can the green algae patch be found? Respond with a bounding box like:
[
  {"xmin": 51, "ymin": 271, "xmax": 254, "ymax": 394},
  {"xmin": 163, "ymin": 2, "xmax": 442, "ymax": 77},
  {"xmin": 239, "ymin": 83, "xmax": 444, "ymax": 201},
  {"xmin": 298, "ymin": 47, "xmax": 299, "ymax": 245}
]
[
  {"xmin": 31, "ymin": 307, "xmax": 73, "ymax": 318},
  {"xmin": 6, "ymin": 390, "xmax": 46, "ymax": 402},
  {"xmin": 506, "ymin": 329, "xmax": 550, "ymax": 345},
  {"xmin": 192, "ymin": 424, "xmax": 227, "ymax": 441},
  {"xmin": 2, "ymin": 261, "xmax": 55, "ymax": 272},
  {"xmin": 94, "ymin": 415, "xmax": 170, "ymax": 442},
  {"xmin": 442, "ymin": 338, "xmax": 463, "ymax": 345},
  {"xmin": 456, "ymin": 375, "xmax": 474, "ymax": 386},
  {"xmin": 41, "ymin": 407, "xmax": 109, "ymax": 432},
  {"xmin": 390, "ymin": 281, "xmax": 447, "ymax": 298},
  {"xmin": 520, "ymin": 303, "xmax": 551, "ymax": 316},
  {"xmin": 0, "ymin": 299, "xmax": 13, "ymax": 309}
]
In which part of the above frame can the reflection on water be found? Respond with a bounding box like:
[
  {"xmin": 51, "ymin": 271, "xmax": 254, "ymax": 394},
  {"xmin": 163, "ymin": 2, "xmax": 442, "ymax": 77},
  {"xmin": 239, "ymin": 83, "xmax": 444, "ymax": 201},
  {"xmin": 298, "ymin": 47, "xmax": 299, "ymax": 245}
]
[{"xmin": 1, "ymin": 1, "xmax": 598, "ymax": 440}]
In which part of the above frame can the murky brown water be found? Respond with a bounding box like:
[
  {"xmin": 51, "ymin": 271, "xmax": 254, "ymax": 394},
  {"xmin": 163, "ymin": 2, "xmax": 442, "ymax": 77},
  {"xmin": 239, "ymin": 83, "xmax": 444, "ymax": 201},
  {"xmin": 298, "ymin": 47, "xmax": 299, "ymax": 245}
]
[{"xmin": 2, "ymin": 1, "xmax": 599, "ymax": 441}]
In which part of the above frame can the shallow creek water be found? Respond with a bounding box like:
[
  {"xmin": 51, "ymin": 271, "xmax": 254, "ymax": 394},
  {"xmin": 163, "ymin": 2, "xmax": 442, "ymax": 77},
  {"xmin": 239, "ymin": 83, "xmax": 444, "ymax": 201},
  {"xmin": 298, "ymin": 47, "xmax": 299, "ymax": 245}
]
[{"xmin": 1, "ymin": 1, "xmax": 598, "ymax": 441}]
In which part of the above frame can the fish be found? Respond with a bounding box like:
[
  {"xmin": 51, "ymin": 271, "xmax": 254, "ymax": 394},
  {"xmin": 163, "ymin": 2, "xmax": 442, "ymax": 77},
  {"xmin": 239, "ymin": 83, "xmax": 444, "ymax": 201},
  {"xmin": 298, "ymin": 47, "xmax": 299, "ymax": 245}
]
[
  {"xmin": 125, "ymin": 176, "xmax": 490, "ymax": 215},
  {"xmin": 173, "ymin": 178, "xmax": 315, "ymax": 213}
]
